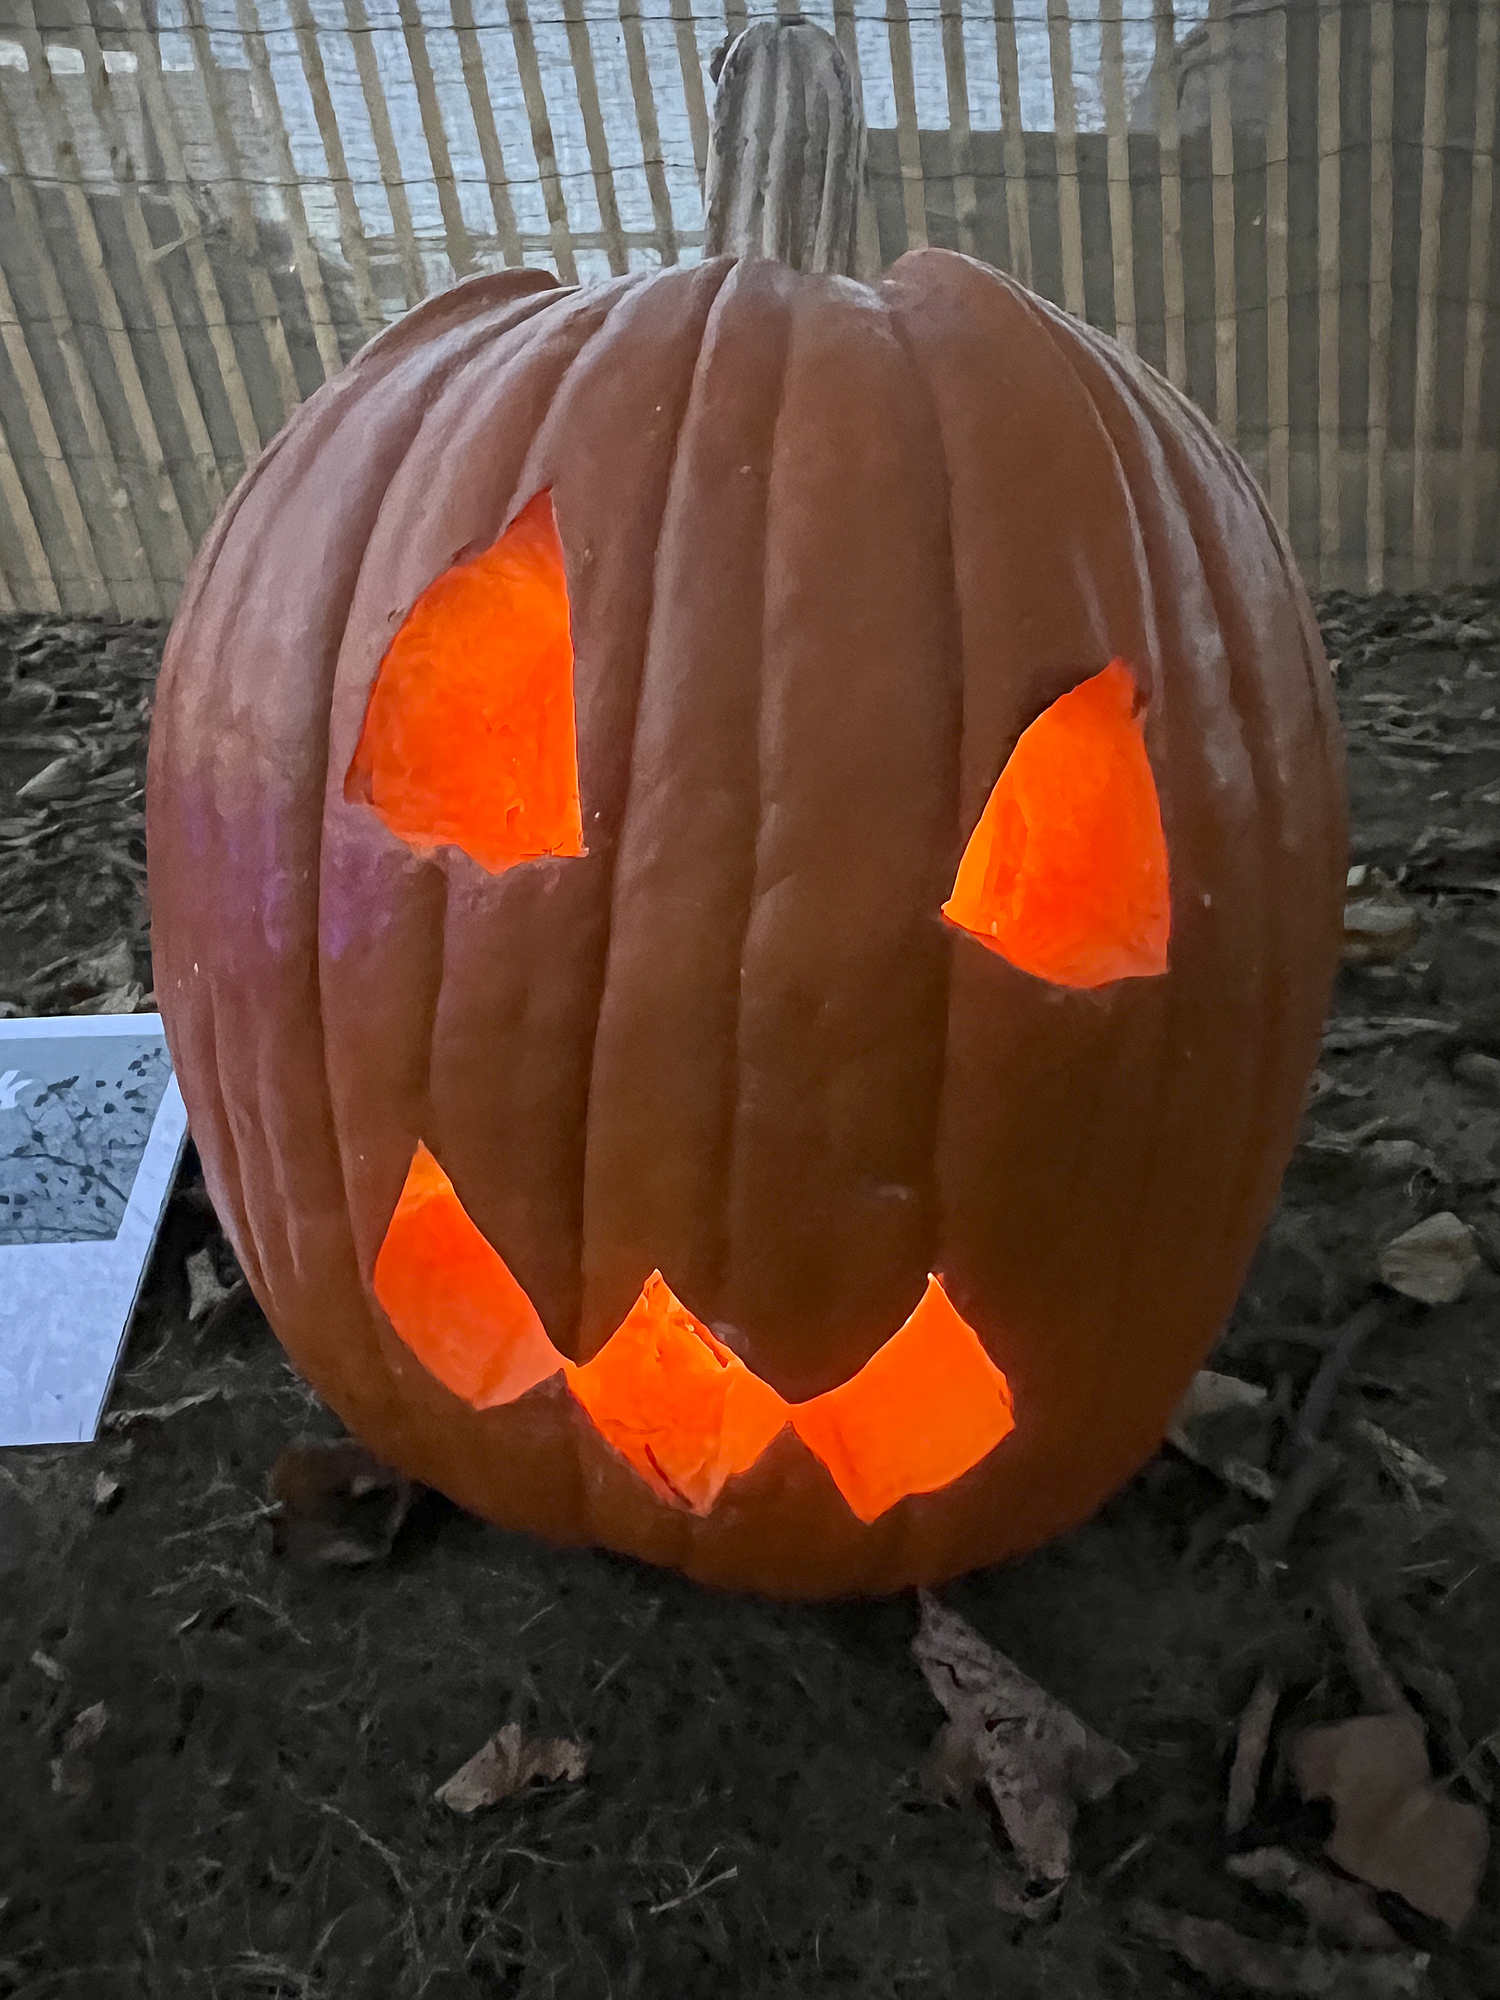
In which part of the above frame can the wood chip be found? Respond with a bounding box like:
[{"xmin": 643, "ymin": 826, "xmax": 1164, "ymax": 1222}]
[
  {"xmin": 434, "ymin": 1722, "xmax": 587, "ymax": 1813},
  {"xmin": 1378, "ymin": 1211, "xmax": 1480, "ymax": 1304},
  {"xmin": 912, "ymin": 1592, "xmax": 1134, "ymax": 1883},
  {"xmin": 50, "ymin": 1700, "xmax": 107, "ymax": 1797},
  {"xmin": 185, "ymin": 1247, "xmax": 237, "ymax": 1322},
  {"xmin": 1225, "ymin": 1672, "xmax": 1281, "ymax": 1836}
]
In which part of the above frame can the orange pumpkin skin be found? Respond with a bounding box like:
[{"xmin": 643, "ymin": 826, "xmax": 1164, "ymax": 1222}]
[{"xmin": 146, "ymin": 254, "xmax": 1346, "ymax": 1597}]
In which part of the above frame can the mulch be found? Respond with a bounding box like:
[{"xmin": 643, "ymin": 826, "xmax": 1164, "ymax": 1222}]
[{"xmin": 2, "ymin": 591, "xmax": 1499, "ymax": 1999}]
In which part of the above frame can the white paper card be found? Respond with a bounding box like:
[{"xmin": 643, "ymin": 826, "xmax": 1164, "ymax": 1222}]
[{"xmin": 0, "ymin": 1013, "xmax": 188, "ymax": 1446}]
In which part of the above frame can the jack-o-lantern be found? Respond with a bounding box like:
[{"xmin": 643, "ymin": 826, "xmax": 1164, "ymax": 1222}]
[{"xmin": 146, "ymin": 24, "xmax": 1346, "ymax": 1596}]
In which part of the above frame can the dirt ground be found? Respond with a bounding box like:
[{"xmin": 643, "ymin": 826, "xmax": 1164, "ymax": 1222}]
[{"xmin": 2, "ymin": 593, "xmax": 1499, "ymax": 1999}]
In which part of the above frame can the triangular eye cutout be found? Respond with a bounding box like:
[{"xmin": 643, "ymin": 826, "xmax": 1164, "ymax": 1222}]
[
  {"xmin": 345, "ymin": 490, "xmax": 586, "ymax": 874},
  {"xmin": 943, "ymin": 660, "xmax": 1170, "ymax": 989}
]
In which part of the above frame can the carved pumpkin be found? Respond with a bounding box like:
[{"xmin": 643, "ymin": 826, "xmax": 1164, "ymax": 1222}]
[{"xmin": 146, "ymin": 242, "xmax": 1345, "ymax": 1595}]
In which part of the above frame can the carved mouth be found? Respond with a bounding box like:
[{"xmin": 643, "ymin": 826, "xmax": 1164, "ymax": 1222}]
[{"xmin": 373, "ymin": 1143, "xmax": 1016, "ymax": 1523}]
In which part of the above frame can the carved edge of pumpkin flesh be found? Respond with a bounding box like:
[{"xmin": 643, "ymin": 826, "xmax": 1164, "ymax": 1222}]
[{"xmin": 702, "ymin": 18, "xmax": 871, "ymax": 278}]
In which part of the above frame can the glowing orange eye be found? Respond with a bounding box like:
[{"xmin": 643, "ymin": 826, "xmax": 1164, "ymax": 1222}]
[
  {"xmin": 943, "ymin": 660, "xmax": 1170, "ymax": 989},
  {"xmin": 345, "ymin": 491, "xmax": 585, "ymax": 874}
]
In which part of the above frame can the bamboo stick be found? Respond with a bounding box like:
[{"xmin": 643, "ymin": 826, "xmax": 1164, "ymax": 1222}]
[
  {"xmin": 1317, "ymin": 0, "xmax": 1342, "ymax": 584},
  {"xmin": 1458, "ymin": 0, "xmax": 1499, "ymax": 571},
  {"xmin": 1365, "ymin": 0, "xmax": 1394, "ymax": 588},
  {"xmin": 993, "ymin": 0, "xmax": 1032, "ymax": 286},
  {"xmin": 1099, "ymin": 0, "xmax": 1136, "ymax": 348},
  {"xmin": 1153, "ymin": 0, "xmax": 1186, "ymax": 389},
  {"xmin": 1265, "ymin": 0, "xmax": 1289, "ymax": 526},
  {"xmin": 1207, "ymin": 0, "xmax": 1236, "ymax": 438},
  {"xmin": 506, "ymin": 0, "xmax": 582, "ymax": 283},
  {"xmin": 1411, "ymin": 0, "xmax": 1450, "ymax": 583},
  {"xmin": 397, "ymin": 0, "xmax": 476, "ymax": 280},
  {"xmin": 1046, "ymin": 0, "xmax": 1086, "ymax": 317}
]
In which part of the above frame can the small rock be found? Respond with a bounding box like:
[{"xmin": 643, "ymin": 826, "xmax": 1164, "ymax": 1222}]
[{"xmin": 1378, "ymin": 1212, "xmax": 1481, "ymax": 1305}]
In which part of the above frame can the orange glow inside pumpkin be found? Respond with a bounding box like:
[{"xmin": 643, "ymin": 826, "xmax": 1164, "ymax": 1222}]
[
  {"xmin": 345, "ymin": 490, "xmax": 585, "ymax": 874},
  {"xmin": 943, "ymin": 660, "xmax": 1170, "ymax": 988},
  {"xmin": 373, "ymin": 1147, "xmax": 1015, "ymax": 1519}
]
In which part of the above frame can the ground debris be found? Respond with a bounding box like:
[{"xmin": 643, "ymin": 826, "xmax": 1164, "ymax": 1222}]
[
  {"xmin": 1343, "ymin": 873, "xmax": 1423, "ymax": 964},
  {"xmin": 1377, "ymin": 1211, "xmax": 1480, "ymax": 1304},
  {"xmin": 1291, "ymin": 1711, "xmax": 1488, "ymax": 1931},
  {"xmin": 50, "ymin": 1701, "xmax": 107, "ymax": 1798},
  {"xmin": 1226, "ymin": 1672, "xmax": 1282, "ymax": 1837},
  {"xmin": 1125, "ymin": 1900, "xmax": 1428, "ymax": 1997},
  {"xmin": 434, "ymin": 1722, "xmax": 588, "ymax": 1813},
  {"xmin": 1168, "ymin": 1370, "xmax": 1277, "ymax": 1503},
  {"xmin": 185, "ymin": 1246, "xmax": 238, "ymax": 1322},
  {"xmin": 912, "ymin": 1592, "xmax": 1134, "ymax": 1885},
  {"xmin": 103, "ymin": 1386, "xmax": 223, "ymax": 1430},
  {"xmin": 1226, "ymin": 1849, "xmax": 1402, "ymax": 1951},
  {"xmin": 268, "ymin": 1440, "xmax": 414, "ymax": 1569}
]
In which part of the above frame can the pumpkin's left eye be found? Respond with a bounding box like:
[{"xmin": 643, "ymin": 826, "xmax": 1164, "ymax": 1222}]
[
  {"xmin": 942, "ymin": 660, "xmax": 1170, "ymax": 990},
  {"xmin": 345, "ymin": 491, "xmax": 585, "ymax": 874}
]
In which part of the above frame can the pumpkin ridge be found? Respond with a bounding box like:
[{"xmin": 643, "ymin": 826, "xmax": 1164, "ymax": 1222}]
[
  {"xmin": 1109, "ymin": 357, "xmax": 1328, "ymax": 1312},
  {"xmin": 700, "ymin": 268, "xmax": 796, "ymax": 1328},
  {"xmin": 1025, "ymin": 289, "xmax": 1319, "ymax": 1392},
  {"xmin": 560, "ymin": 260, "xmax": 741, "ymax": 1485},
  {"xmin": 873, "ymin": 279, "xmax": 967, "ymax": 1472},
  {"xmin": 1010, "ymin": 287, "xmax": 1198, "ymax": 1388}
]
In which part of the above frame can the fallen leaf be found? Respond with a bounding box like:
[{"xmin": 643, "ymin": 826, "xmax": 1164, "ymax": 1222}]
[
  {"xmin": 1378, "ymin": 1211, "xmax": 1480, "ymax": 1305},
  {"xmin": 434, "ymin": 1721, "xmax": 587, "ymax": 1813},
  {"xmin": 50, "ymin": 1700, "xmax": 107, "ymax": 1797},
  {"xmin": 185, "ymin": 1247, "xmax": 237, "ymax": 1323},
  {"xmin": 1127, "ymin": 1900, "xmax": 1427, "ymax": 1997},
  {"xmin": 1292, "ymin": 1710, "xmax": 1489, "ymax": 1929},
  {"xmin": 92, "ymin": 1472, "xmax": 122, "ymax": 1513},
  {"xmin": 269, "ymin": 1440, "xmax": 414, "ymax": 1569},
  {"xmin": 1227, "ymin": 1847, "xmax": 1403, "ymax": 1950},
  {"xmin": 912, "ymin": 1592, "xmax": 1134, "ymax": 1883}
]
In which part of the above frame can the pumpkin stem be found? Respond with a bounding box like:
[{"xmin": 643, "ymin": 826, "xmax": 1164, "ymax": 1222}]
[{"xmin": 703, "ymin": 19, "xmax": 871, "ymax": 277}]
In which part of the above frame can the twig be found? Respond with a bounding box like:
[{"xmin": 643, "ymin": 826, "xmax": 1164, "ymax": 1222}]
[
  {"xmin": 1294, "ymin": 1301, "xmax": 1384, "ymax": 1450},
  {"xmin": 1325, "ymin": 1579, "xmax": 1410, "ymax": 1717},
  {"xmin": 1225, "ymin": 1673, "xmax": 1281, "ymax": 1836},
  {"xmin": 648, "ymin": 1864, "xmax": 738, "ymax": 1916},
  {"xmin": 1232, "ymin": 1442, "xmax": 1342, "ymax": 1570}
]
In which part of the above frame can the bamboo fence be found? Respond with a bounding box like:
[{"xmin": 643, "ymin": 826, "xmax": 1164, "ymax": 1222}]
[{"xmin": 0, "ymin": 0, "xmax": 1495, "ymax": 613}]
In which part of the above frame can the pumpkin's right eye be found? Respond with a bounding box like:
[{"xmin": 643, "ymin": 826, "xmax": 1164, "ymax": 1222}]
[
  {"xmin": 942, "ymin": 660, "xmax": 1171, "ymax": 990},
  {"xmin": 345, "ymin": 490, "xmax": 586, "ymax": 875}
]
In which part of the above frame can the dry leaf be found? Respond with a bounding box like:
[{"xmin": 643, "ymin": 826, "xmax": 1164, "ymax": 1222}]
[
  {"xmin": 912, "ymin": 1592, "xmax": 1134, "ymax": 1883},
  {"xmin": 50, "ymin": 1700, "xmax": 107, "ymax": 1797},
  {"xmin": 269, "ymin": 1440, "xmax": 414, "ymax": 1569},
  {"xmin": 1127, "ymin": 1901, "xmax": 1427, "ymax": 1998},
  {"xmin": 1292, "ymin": 1710, "xmax": 1489, "ymax": 1930},
  {"xmin": 1227, "ymin": 1848, "xmax": 1403, "ymax": 1951},
  {"xmin": 92, "ymin": 1471, "xmax": 122, "ymax": 1513},
  {"xmin": 435, "ymin": 1722, "xmax": 587, "ymax": 1813},
  {"xmin": 185, "ymin": 1247, "xmax": 237, "ymax": 1323},
  {"xmin": 1378, "ymin": 1211, "xmax": 1480, "ymax": 1305}
]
